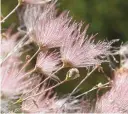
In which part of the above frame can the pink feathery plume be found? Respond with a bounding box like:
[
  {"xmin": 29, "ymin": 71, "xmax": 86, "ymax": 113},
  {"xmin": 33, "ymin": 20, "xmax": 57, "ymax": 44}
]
[
  {"xmin": 1, "ymin": 61, "xmax": 42, "ymax": 99},
  {"xmin": 95, "ymin": 68, "xmax": 128, "ymax": 113},
  {"xmin": 1, "ymin": 26, "xmax": 20, "ymax": 59},
  {"xmin": 23, "ymin": 1, "xmax": 72, "ymax": 49},
  {"xmin": 23, "ymin": 1, "xmax": 57, "ymax": 34},
  {"xmin": 34, "ymin": 7, "xmax": 72, "ymax": 48},
  {"xmin": 1, "ymin": 27, "xmax": 22, "ymax": 74},
  {"xmin": 60, "ymin": 22, "xmax": 118, "ymax": 68},
  {"xmin": 1, "ymin": 63, "xmax": 26, "ymax": 99},
  {"xmin": 36, "ymin": 50, "xmax": 61, "ymax": 75},
  {"xmin": 118, "ymin": 42, "xmax": 128, "ymax": 68},
  {"xmin": 23, "ymin": 4, "xmax": 42, "ymax": 33}
]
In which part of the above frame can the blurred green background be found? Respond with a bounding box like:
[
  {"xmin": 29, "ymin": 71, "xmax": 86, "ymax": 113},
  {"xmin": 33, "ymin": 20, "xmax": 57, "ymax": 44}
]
[{"xmin": 1, "ymin": 0, "xmax": 128, "ymax": 100}]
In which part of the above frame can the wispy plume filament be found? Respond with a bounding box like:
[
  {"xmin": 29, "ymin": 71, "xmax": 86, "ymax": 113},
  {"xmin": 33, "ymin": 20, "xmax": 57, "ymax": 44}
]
[{"xmin": 1, "ymin": 34, "xmax": 28, "ymax": 64}]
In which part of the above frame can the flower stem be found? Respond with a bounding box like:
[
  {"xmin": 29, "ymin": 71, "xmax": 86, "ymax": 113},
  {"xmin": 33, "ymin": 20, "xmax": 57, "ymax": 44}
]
[
  {"xmin": 22, "ymin": 66, "xmax": 64, "ymax": 96},
  {"xmin": 25, "ymin": 75, "xmax": 52, "ymax": 96},
  {"xmin": 69, "ymin": 66, "xmax": 98, "ymax": 97},
  {"xmin": 16, "ymin": 47, "xmax": 40, "ymax": 77},
  {"xmin": 1, "ymin": 1, "xmax": 21, "ymax": 23},
  {"xmin": 75, "ymin": 82, "xmax": 110, "ymax": 99},
  {"xmin": 20, "ymin": 67, "xmax": 36, "ymax": 77},
  {"xmin": 23, "ymin": 80, "xmax": 67, "ymax": 101}
]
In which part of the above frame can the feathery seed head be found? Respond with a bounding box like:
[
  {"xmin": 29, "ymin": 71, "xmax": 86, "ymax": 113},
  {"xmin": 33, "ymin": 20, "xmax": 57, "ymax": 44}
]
[
  {"xmin": 1, "ymin": 27, "xmax": 20, "ymax": 59},
  {"xmin": 23, "ymin": 1, "xmax": 57, "ymax": 36},
  {"xmin": 1, "ymin": 63, "xmax": 26, "ymax": 99},
  {"xmin": 23, "ymin": 4, "xmax": 42, "ymax": 33},
  {"xmin": 95, "ymin": 68, "xmax": 128, "ymax": 113},
  {"xmin": 61, "ymin": 23, "xmax": 118, "ymax": 68},
  {"xmin": 36, "ymin": 50, "xmax": 61, "ymax": 75},
  {"xmin": 34, "ymin": 9, "xmax": 71, "ymax": 48},
  {"xmin": 118, "ymin": 42, "xmax": 128, "ymax": 68}
]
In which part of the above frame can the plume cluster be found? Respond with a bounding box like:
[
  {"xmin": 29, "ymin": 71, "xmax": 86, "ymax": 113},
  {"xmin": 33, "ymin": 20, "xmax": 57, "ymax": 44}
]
[
  {"xmin": 95, "ymin": 43, "xmax": 128, "ymax": 113},
  {"xmin": 95, "ymin": 68, "xmax": 128, "ymax": 113},
  {"xmin": 23, "ymin": 0, "xmax": 117, "ymax": 69},
  {"xmin": 1, "ymin": 0, "xmax": 122, "ymax": 113}
]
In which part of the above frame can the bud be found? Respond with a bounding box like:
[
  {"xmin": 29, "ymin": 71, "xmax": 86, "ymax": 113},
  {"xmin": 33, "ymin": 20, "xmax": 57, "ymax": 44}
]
[{"xmin": 65, "ymin": 68, "xmax": 80, "ymax": 81}]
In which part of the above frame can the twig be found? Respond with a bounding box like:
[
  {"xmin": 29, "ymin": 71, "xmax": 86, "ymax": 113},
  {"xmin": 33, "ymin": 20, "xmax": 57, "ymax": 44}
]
[
  {"xmin": 69, "ymin": 66, "xmax": 98, "ymax": 97},
  {"xmin": 1, "ymin": 0, "xmax": 22, "ymax": 23},
  {"xmin": 22, "ymin": 63, "xmax": 63, "ymax": 98},
  {"xmin": 20, "ymin": 67, "xmax": 36, "ymax": 77},
  {"xmin": 53, "ymin": 65, "xmax": 64, "ymax": 74},
  {"xmin": 75, "ymin": 82, "xmax": 110, "ymax": 99},
  {"xmin": 59, "ymin": 67, "xmax": 98, "ymax": 108},
  {"xmin": 16, "ymin": 47, "xmax": 40, "ymax": 77},
  {"xmin": 23, "ymin": 79, "xmax": 67, "ymax": 101}
]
